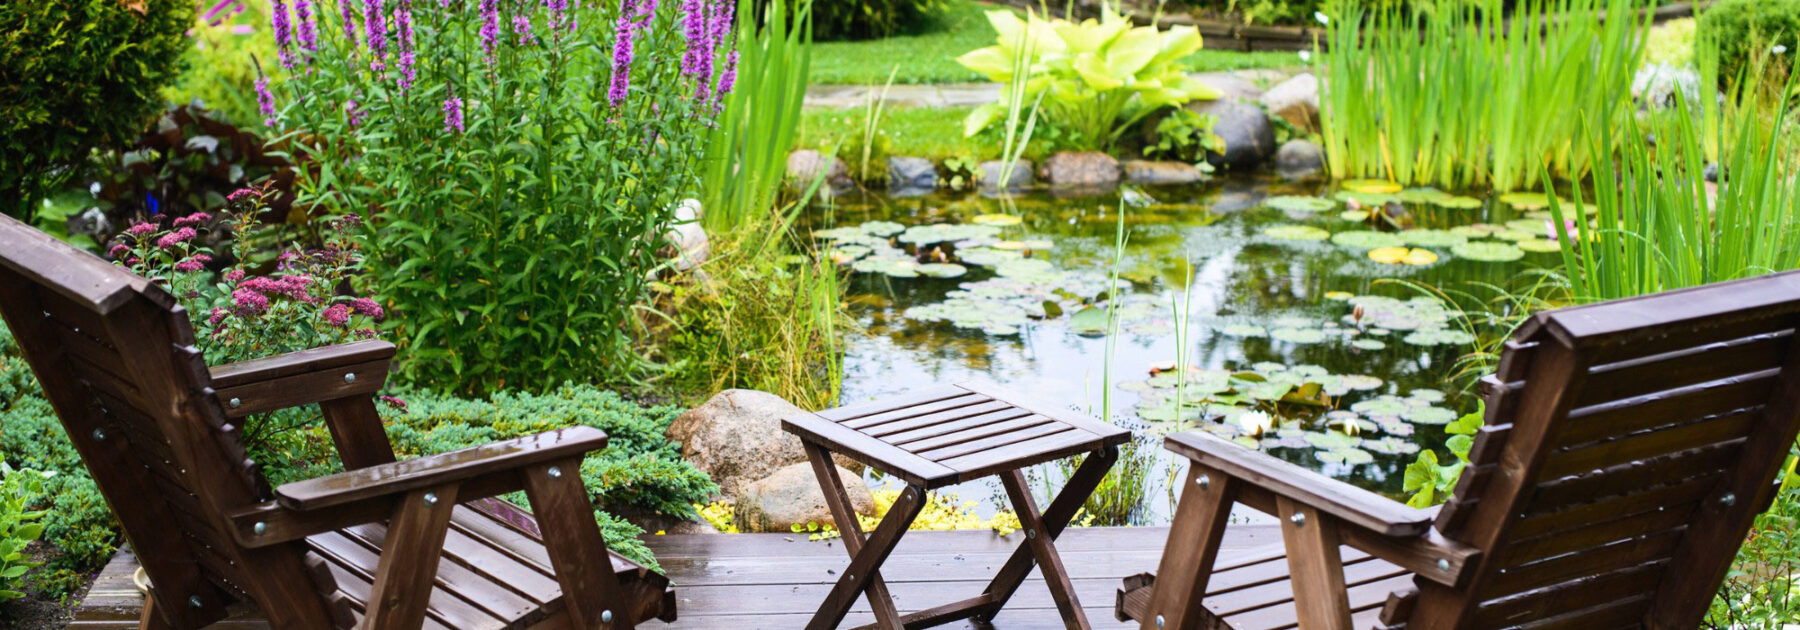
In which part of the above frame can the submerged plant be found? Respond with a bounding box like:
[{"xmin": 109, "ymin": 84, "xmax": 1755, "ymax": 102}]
[{"xmin": 956, "ymin": 3, "xmax": 1220, "ymax": 149}]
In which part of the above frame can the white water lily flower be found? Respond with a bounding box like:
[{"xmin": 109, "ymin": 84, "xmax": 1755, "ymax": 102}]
[{"xmin": 1237, "ymin": 411, "xmax": 1275, "ymax": 437}]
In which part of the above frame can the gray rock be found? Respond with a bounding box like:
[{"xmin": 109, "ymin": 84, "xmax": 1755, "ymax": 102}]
[
  {"xmin": 666, "ymin": 389, "xmax": 859, "ymax": 496},
  {"xmin": 887, "ymin": 156, "xmax": 938, "ymax": 190},
  {"xmin": 1122, "ymin": 160, "xmax": 1204, "ymax": 186},
  {"xmin": 1274, "ymin": 140, "xmax": 1325, "ymax": 179},
  {"xmin": 1704, "ymin": 162, "xmax": 1721, "ymax": 183},
  {"xmin": 735, "ymin": 463, "xmax": 875, "ymax": 533},
  {"xmin": 664, "ymin": 198, "xmax": 708, "ymax": 272},
  {"xmin": 1187, "ymin": 99, "xmax": 1276, "ymax": 170},
  {"xmin": 1191, "ymin": 71, "xmax": 1265, "ymax": 102},
  {"xmin": 979, "ymin": 159, "xmax": 1035, "ymax": 191},
  {"xmin": 1632, "ymin": 63, "xmax": 1702, "ymax": 111},
  {"xmin": 1259, "ymin": 73, "xmax": 1320, "ymax": 132},
  {"xmin": 66, "ymin": 207, "xmax": 112, "ymax": 240},
  {"xmin": 786, "ymin": 150, "xmax": 852, "ymax": 189},
  {"xmin": 1041, "ymin": 152, "xmax": 1120, "ymax": 187}
]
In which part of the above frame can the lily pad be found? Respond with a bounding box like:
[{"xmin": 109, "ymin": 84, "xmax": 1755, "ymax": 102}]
[
  {"xmin": 852, "ymin": 257, "xmax": 920, "ymax": 277},
  {"xmin": 1498, "ymin": 192, "xmax": 1571, "ymax": 210},
  {"xmin": 1517, "ymin": 238, "xmax": 1562, "ymax": 253},
  {"xmin": 1401, "ymin": 229, "xmax": 1468, "ymax": 248},
  {"xmin": 1403, "ymin": 406, "xmax": 1459, "ymax": 425},
  {"xmin": 916, "ymin": 263, "xmax": 968, "ymax": 278},
  {"xmin": 1304, "ymin": 431, "xmax": 1362, "ymax": 450},
  {"xmin": 1368, "ymin": 247, "xmax": 1439, "ymax": 265},
  {"xmin": 1334, "ymin": 190, "xmax": 1400, "ymax": 206},
  {"xmin": 1352, "ymin": 397, "xmax": 1410, "ymax": 416},
  {"xmin": 1450, "ymin": 241, "xmax": 1526, "ymax": 262},
  {"xmin": 1403, "ymin": 328, "xmax": 1476, "ymax": 346},
  {"xmin": 1069, "ymin": 307, "xmax": 1110, "ymax": 336},
  {"xmin": 1331, "ymin": 230, "xmax": 1406, "ymax": 251},
  {"xmin": 1263, "ymin": 225, "xmax": 1331, "ymax": 241},
  {"xmin": 1407, "ymin": 389, "xmax": 1446, "ymax": 403},
  {"xmin": 1350, "ymin": 338, "xmax": 1388, "ymax": 351},
  {"xmin": 1339, "ymin": 210, "xmax": 1370, "ymax": 221},
  {"xmin": 1220, "ymin": 324, "xmax": 1268, "ymax": 337},
  {"xmin": 1435, "ymin": 195, "xmax": 1484, "ymax": 209},
  {"xmin": 1397, "ymin": 188, "xmax": 1455, "ymax": 204},
  {"xmin": 1264, "ymin": 195, "xmax": 1336, "ymax": 213},
  {"xmin": 1270, "ymin": 327, "xmax": 1328, "ymax": 344}
]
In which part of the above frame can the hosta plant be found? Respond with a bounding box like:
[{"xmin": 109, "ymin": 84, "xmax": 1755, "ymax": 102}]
[{"xmin": 956, "ymin": 4, "xmax": 1220, "ymax": 149}]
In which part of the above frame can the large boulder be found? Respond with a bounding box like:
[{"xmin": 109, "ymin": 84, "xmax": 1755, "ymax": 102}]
[
  {"xmin": 980, "ymin": 159, "xmax": 1035, "ymax": 191},
  {"xmin": 1274, "ymin": 140, "xmax": 1325, "ymax": 180},
  {"xmin": 666, "ymin": 389, "xmax": 859, "ymax": 496},
  {"xmin": 887, "ymin": 156, "xmax": 938, "ymax": 191},
  {"xmin": 1259, "ymin": 73, "xmax": 1320, "ymax": 133},
  {"xmin": 1186, "ymin": 99, "xmax": 1276, "ymax": 170},
  {"xmin": 1122, "ymin": 160, "xmax": 1204, "ymax": 186},
  {"xmin": 1041, "ymin": 152, "xmax": 1120, "ymax": 187},
  {"xmin": 787, "ymin": 150, "xmax": 852, "ymax": 190},
  {"xmin": 734, "ymin": 463, "xmax": 876, "ymax": 533}
]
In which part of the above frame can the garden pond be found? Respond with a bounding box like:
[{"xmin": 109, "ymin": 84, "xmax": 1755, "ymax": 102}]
[{"xmin": 802, "ymin": 173, "xmax": 1580, "ymax": 524}]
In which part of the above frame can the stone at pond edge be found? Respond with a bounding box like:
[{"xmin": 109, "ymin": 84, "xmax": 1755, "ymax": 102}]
[
  {"xmin": 1275, "ymin": 140, "xmax": 1325, "ymax": 179},
  {"xmin": 1122, "ymin": 160, "xmax": 1204, "ymax": 186},
  {"xmin": 1187, "ymin": 98, "xmax": 1275, "ymax": 170},
  {"xmin": 980, "ymin": 159, "xmax": 1035, "ymax": 191},
  {"xmin": 663, "ymin": 198, "xmax": 708, "ymax": 272},
  {"xmin": 734, "ymin": 462, "xmax": 875, "ymax": 533},
  {"xmin": 1041, "ymin": 152, "xmax": 1120, "ymax": 187},
  {"xmin": 887, "ymin": 156, "xmax": 937, "ymax": 191},
  {"xmin": 1259, "ymin": 73, "xmax": 1320, "ymax": 133},
  {"xmin": 786, "ymin": 150, "xmax": 852, "ymax": 190},
  {"xmin": 666, "ymin": 389, "xmax": 862, "ymax": 497}
]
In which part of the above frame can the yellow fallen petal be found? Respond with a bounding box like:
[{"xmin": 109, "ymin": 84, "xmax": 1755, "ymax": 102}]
[
  {"xmin": 1403, "ymin": 248, "xmax": 1439, "ymax": 265},
  {"xmin": 1343, "ymin": 179, "xmax": 1403, "ymax": 194}
]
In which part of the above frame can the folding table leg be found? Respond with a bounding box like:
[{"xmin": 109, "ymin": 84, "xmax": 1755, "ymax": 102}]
[
  {"xmin": 804, "ymin": 443, "xmax": 927, "ymax": 630},
  {"xmin": 976, "ymin": 446, "xmax": 1116, "ymax": 621},
  {"xmin": 1000, "ymin": 469, "xmax": 1090, "ymax": 629}
]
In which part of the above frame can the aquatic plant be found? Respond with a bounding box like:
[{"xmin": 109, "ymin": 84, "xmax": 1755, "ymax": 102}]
[
  {"xmin": 701, "ymin": 0, "xmax": 812, "ymax": 235},
  {"xmin": 956, "ymin": 2, "xmax": 1220, "ymax": 149},
  {"xmin": 1319, "ymin": 0, "xmax": 1646, "ymax": 192}
]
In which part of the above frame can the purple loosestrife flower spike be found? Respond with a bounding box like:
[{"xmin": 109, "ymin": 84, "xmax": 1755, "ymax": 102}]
[
  {"xmin": 202, "ymin": 0, "xmax": 235, "ymax": 24},
  {"xmin": 256, "ymin": 76, "xmax": 278, "ymax": 128},
  {"xmin": 609, "ymin": 0, "xmax": 637, "ymax": 107},
  {"xmin": 717, "ymin": 49, "xmax": 739, "ymax": 101},
  {"xmin": 340, "ymin": 0, "xmax": 359, "ymax": 48},
  {"xmin": 272, "ymin": 0, "xmax": 296, "ymax": 69},
  {"xmin": 444, "ymin": 94, "xmax": 465, "ymax": 133},
  {"xmin": 680, "ymin": 0, "xmax": 706, "ymax": 75},
  {"xmin": 479, "ymin": 0, "xmax": 501, "ymax": 61},
  {"xmin": 396, "ymin": 0, "xmax": 415, "ymax": 51},
  {"xmin": 295, "ymin": 0, "xmax": 318, "ymax": 54},
  {"xmin": 364, "ymin": 0, "xmax": 388, "ymax": 57},
  {"xmin": 513, "ymin": 14, "xmax": 533, "ymax": 45}
]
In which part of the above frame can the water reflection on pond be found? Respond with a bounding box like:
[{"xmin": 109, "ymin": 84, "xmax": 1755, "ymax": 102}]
[{"xmin": 802, "ymin": 173, "xmax": 1561, "ymax": 524}]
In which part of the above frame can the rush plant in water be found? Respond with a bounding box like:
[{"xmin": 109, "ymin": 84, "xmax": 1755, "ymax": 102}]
[{"xmin": 265, "ymin": 0, "xmax": 738, "ymax": 394}]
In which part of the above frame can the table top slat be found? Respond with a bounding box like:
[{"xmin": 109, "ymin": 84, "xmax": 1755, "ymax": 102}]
[
  {"xmin": 880, "ymin": 408, "xmax": 1037, "ymax": 444},
  {"xmin": 781, "ymin": 413, "xmax": 958, "ymax": 487},
  {"xmin": 956, "ymin": 382, "xmax": 1131, "ymax": 445},
  {"xmin": 820, "ymin": 385, "xmax": 976, "ymax": 422},
  {"xmin": 892, "ymin": 414, "xmax": 1051, "ymax": 451},
  {"xmin": 941, "ymin": 431, "xmax": 1106, "ymax": 483}
]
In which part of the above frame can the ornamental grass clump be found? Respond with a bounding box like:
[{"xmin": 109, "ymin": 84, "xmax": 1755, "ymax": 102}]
[{"xmin": 264, "ymin": 0, "xmax": 739, "ymax": 395}]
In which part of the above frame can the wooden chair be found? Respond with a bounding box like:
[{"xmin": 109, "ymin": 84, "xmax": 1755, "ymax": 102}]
[
  {"xmin": 1116, "ymin": 270, "xmax": 1800, "ymax": 629},
  {"xmin": 0, "ymin": 214, "xmax": 676, "ymax": 629}
]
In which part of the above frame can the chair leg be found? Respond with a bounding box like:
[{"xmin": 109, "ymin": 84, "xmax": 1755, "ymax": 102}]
[
  {"xmin": 1276, "ymin": 498, "xmax": 1354, "ymax": 630},
  {"xmin": 1139, "ymin": 464, "xmax": 1237, "ymax": 630},
  {"xmin": 362, "ymin": 483, "xmax": 459, "ymax": 630},
  {"xmin": 139, "ymin": 592, "xmax": 176, "ymax": 630},
  {"xmin": 1000, "ymin": 469, "xmax": 1090, "ymax": 629},
  {"xmin": 979, "ymin": 446, "xmax": 1116, "ymax": 621},
  {"xmin": 522, "ymin": 458, "xmax": 635, "ymax": 629}
]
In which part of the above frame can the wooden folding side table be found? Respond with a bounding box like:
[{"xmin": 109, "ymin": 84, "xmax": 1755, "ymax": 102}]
[{"xmin": 782, "ymin": 382, "xmax": 1131, "ymax": 630}]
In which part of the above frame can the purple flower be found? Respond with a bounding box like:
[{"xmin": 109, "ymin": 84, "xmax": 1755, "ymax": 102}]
[
  {"xmin": 173, "ymin": 212, "xmax": 212, "ymax": 228},
  {"xmin": 322, "ymin": 303, "xmax": 353, "ymax": 327},
  {"xmin": 227, "ymin": 187, "xmax": 261, "ymax": 203},
  {"xmin": 707, "ymin": 0, "xmax": 734, "ymax": 51},
  {"xmin": 545, "ymin": 0, "xmax": 570, "ymax": 31},
  {"xmin": 107, "ymin": 244, "xmax": 129, "ymax": 259},
  {"xmin": 256, "ymin": 76, "xmax": 277, "ymax": 128},
  {"xmin": 345, "ymin": 99, "xmax": 366, "ymax": 127},
  {"xmin": 126, "ymin": 222, "xmax": 157, "ymax": 237},
  {"xmin": 680, "ymin": 0, "xmax": 707, "ymax": 77},
  {"xmin": 479, "ymin": 0, "xmax": 500, "ymax": 61},
  {"xmin": 208, "ymin": 307, "xmax": 229, "ymax": 326},
  {"xmin": 398, "ymin": 51, "xmax": 416, "ymax": 91},
  {"xmin": 202, "ymin": 0, "xmax": 235, "ymax": 24},
  {"xmin": 296, "ymin": 0, "xmax": 318, "ymax": 53},
  {"xmin": 350, "ymin": 297, "xmax": 385, "ymax": 320},
  {"xmin": 717, "ymin": 49, "xmax": 739, "ymax": 101},
  {"xmin": 513, "ymin": 14, "xmax": 533, "ymax": 45},
  {"xmin": 444, "ymin": 95, "xmax": 465, "ymax": 132},
  {"xmin": 272, "ymin": 0, "xmax": 296, "ymax": 69},
  {"xmin": 225, "ymin": 269, "xmax": 246, "ymax": 283},
  {"xmin": 396, "ymin": 0, "xmax": 415, "ymax": 50},
  {"xmin": 156, "ymin": 227, "xmax": 196, "ymax": 249},
  {"xmin": 174, "ymin": 254, "xmax": 212, "ymax": 273},
  {"xmin": 340, "ymin": 0, "xmax": 359, "ymax": 48},
  {"xmin": 363, "ymin": 0, "xmax": 388, "ymax": 57},
  {"xmin": 609, "ymin": 0, "xmax": 637, "ymax": 107},
  {"xmin": 379, "ymin": 395, "xmax": 408, "ymax": 411},
  {"xmin": 231, "ymin": 289, "xmax": 270, "ymax": 315}
]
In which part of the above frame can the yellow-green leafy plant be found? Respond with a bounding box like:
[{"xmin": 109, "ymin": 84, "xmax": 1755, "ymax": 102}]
[{"xmin": 956, "ymin": 3, "xmax": 1220, "ymax": 150}]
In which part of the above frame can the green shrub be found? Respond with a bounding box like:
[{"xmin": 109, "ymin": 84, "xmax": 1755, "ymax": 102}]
[
  {"xmin": 811, "ymin": 0, "xmax": 947, "ymax": 41},
  {"xmin": 0, "ymin": 0, "xmax": 193, "ymax": 222},
  {"xmin": 1701, "ymin": 0, "xmax": 1800, "ymax": 85},
  {"xmin": 163, "ymin": 4, "xmax": 284, "ymax": 130},
  {"xmin": 0, "ymin": 464, "xmax": 49, "ymax": 602}
]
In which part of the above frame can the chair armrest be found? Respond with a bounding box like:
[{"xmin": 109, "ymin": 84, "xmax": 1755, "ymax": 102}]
[
  {"xmin": 1165, "ymin": 431, "xmax": 1431, "ymax": 536},
  {"xmin": 209, "ymin": 340, "xmax": 396, "ymax": 418},
  {"xmin": 275, "ymin": 426, "xmax": 608, "ymax": 511}
]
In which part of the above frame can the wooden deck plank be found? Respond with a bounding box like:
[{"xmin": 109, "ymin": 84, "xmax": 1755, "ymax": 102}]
[{"xmin": 76, "ymin": 526, "xmax": 1287, "ymax": 629}]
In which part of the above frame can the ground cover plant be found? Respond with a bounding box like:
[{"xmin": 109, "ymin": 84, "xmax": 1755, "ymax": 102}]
[
  {"xmin": 266, "ymin": 0, "xmax": 738, "ymax": 395},
  {"xmin": 1319, "ymin": 0, "xmax": 1646, "ymax": 192},
  {"xmin": 0, "ymin": 0, "xmax": 193, "ymax": 222}
]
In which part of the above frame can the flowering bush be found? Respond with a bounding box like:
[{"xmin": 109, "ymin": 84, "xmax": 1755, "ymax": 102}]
[{"xmin": 262, "ymin": 0, "xmax": 739, "ymax": 394}]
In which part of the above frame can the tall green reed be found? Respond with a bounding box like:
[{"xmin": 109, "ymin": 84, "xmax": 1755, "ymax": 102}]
[
  {"xmin": 1319, "ymin": 0, "xmax": 1645, "ymax": 192},
  {"xmin": 700, "ymin": 0, "xmax": 812, "ymax": 237}
]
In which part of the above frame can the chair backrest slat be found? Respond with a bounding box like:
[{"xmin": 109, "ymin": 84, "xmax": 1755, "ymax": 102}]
[
  {"xmin": 1408, "ymin": 270, "xmax": 1800, "ymax": 628},
  {"xmin": 0, "ymin": 215, "xmax": 321, "ymax": 626}
]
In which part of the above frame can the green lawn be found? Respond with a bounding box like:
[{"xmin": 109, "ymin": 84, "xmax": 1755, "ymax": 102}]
[
  {"xmin": 809, "ymin": 0, "xmax": 1304, "ymax": 86},
  {"xmin": 798, "ymin": 106, "xmax": 1000, "ymax": 161}
]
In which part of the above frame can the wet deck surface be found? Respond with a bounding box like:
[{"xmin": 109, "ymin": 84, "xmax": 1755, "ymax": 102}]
[{"xmin": 72, "ymin": 525, "xmax": 1286, "ymax": 629}]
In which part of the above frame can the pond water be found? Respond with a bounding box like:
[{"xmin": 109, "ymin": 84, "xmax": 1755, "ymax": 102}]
[{"xmin": 802, "ymin": 173, "xmax": 1569, "ymax": 525}]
